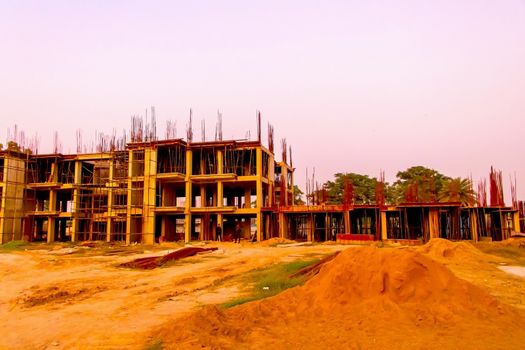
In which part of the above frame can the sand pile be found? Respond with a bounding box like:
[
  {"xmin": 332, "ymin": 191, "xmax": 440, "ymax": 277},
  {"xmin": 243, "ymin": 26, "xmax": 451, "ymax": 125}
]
[
  {"xmin": 152, "ymin": 246, "xmax": 525, "ymax": 349},
  {"xmin": 499, "ymin": 237, "xmax": 525, "ymax": 248},
  {"xmin": 417, "ymin": 238, "xmax": 495, "ymax": 265}
]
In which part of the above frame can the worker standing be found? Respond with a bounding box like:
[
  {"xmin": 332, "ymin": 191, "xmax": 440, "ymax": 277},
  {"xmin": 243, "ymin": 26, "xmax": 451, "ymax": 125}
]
[
  {"xmin": 216, "ymin": 224, "xmax": 222, "ymax": 242},
  {"xmin": 234, "ymin": 223, "xmax": 241, "ymax": 243}
]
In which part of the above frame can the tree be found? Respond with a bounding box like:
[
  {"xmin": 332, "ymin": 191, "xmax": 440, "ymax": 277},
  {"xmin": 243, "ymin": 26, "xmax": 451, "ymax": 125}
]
[
  {"xmin": 438, "ymin": 177, "xmax": 476, "ymax": 206},
  {"xmin": 292, "ymin": 185, "xmax": 305, "ymax": 205},
  {"xmin": 391, "ymin": 166, "xmax": 450, "ymax": 203},
  {"xmin": 7, "ymin": 141, "xmax": 21, "ymax": 152},
  {"xmin": 324, "ymin": 173, "xmax": 378, "ymax": 205}
]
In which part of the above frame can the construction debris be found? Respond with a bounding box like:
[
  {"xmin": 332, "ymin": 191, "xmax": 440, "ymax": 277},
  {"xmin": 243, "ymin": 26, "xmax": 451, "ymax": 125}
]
[{"xmin": 119, "ymin": 247, "xmax": 218, "ymax": 269}]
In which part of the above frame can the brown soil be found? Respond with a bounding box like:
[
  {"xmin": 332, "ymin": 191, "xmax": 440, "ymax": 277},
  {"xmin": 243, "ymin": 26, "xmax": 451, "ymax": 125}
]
[
  {"xmin": 1, "ymin": 240, "xmax": 524, "ymax": 349},
  {"xmin": 155, "ymin": 246, "xmax": 525, "ymax": 350}
]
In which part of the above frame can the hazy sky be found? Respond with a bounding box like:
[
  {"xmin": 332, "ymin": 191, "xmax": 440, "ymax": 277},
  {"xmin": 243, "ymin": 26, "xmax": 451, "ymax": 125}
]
[{"xmin": 1, "ymin": 1, "xmax": 524, "ymax": 200}]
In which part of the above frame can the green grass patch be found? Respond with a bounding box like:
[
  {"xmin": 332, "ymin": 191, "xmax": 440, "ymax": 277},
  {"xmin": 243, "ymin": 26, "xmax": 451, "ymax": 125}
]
[
  {"xmin": 0, "ymin": 240, "xmax": 27, "ymax": 251},
  {"xmin": 220, "ymin": 258, "xmax": 320, "ymax": 308}
]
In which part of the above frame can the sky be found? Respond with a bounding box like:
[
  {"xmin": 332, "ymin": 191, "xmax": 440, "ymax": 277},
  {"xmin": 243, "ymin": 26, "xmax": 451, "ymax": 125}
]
[{"xmin": 1, "ymin": 0, "xmax": 524, "ymax": 201}]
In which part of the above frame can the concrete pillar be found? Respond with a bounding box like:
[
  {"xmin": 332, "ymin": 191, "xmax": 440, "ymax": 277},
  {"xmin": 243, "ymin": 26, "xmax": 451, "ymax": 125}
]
[
  {"xmin": 470, "ymin": 210, "xmax": 478, "ymax": 242},
  {"xmin": 184, "ymin": 149, "xmax": 193, "ymax": 243},
  {"xmin": 125, "ymin": 150, "xmax": 133, "ymax": 245},
  {"xmin": 200, "ymin": 185, "xmax": 206, "ymax": 207},
  {"xmin": 513, "ymin": 212, "xmax": 520, "ymax": 233},
  {"xmin": 325, "ymin": 213, "xmax": 330, "ymax": 241},
  {"xmin": 429, "ymin": 209, "xmax": 439, "ymax": 239},
  {"xmin": 344, "ymin": 211, "xmax": 350, "ymax": 234},
  {"xmin": 47, "ymin": 217, "xmax": 55, "ymax": 243},
  {"xmin": 256, "ymin": 148, "xmax": 263, "ymax": 241},
  {"xmin": 142, "ymin": 148, "xmax": 156, "ymax": 245},
  {"xmin": 278, "ymin": 212, "xmax": 286, "ymax": 239},
  {"xmin": 70, "ymin": 161, "xmax": 82, "ymax": 242},
  {"xmin": 307, "ymin": 214, "xmax": 313, "ymax": 242},
  {"xmin": 217, "ymin": 182, "xmax": 223, "ymax": 207},
  {"xmin": 380, "ymin": 211, "xmax": 388, "ymax": 240},
  {"xmin": 217, "ymin": 213, "xmax": 223, "ymax": 239},
  {"xmin": 244, "ymin": 188, "xmax": 251, "ymax": 209},
  {"xmin": 217, "ymin": 150, "xmax": 223, "ymax": 174}
]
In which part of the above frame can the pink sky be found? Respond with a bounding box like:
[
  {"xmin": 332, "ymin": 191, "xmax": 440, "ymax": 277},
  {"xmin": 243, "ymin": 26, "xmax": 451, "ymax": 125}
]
[{"xmin": 1, "ymin": 1, "xmax": 524, "ymax": 200}]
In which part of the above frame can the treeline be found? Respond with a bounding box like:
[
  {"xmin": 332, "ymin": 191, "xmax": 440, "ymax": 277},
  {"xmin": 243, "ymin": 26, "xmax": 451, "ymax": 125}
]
[{"xmin": 302, "ymin": 166, "xmax": 476, "ymax": 206}]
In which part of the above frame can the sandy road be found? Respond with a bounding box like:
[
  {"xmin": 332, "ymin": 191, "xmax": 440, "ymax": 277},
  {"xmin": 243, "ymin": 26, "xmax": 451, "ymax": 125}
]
[{"xmin": 0, "ymin": 242, "xmax": 344, "ymax": 350}]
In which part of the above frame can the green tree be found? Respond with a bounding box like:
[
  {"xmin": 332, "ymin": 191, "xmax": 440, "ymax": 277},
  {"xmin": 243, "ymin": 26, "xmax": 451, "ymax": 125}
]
[
  {"xmin": 391, "ymin": 166, "xmax": 450, "ymax": 203},
  {"xmin": 7, "ymin": 141, "xmax": 21, "ymax": 152},
  {"xmin": 438, "ymin": 177, "xmax": 476, "ymax": 206},
  {"xmin": 292, "ymin": 185, "xmax": 305, "ymax": 205},
  {"xmin": 324, "ymin": 173, "xmax": 378, "ymax": 205}
]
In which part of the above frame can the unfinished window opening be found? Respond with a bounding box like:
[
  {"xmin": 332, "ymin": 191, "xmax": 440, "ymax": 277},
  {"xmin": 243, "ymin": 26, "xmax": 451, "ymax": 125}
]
[
  {"xmin": 158, "ymin": 182, "xmax": 186, "ymax": 207},
  {"xmin": 113, "ymin": 189, "xmax": 128, "ymax": 208},
  {"xmin": 111, "ymin": 220, "xmax": 127, "ymax": 242},
  {"xmin": 401, "ymin": 208, "xmax": 424, "ymax": 240},
  {"xmin": 58, "ymin": 160, "xmax": 75, "ymax": 184},
  {"xmin": 490, "ymin": 211, "xmax": 502, "ymax": 241},
  {"xmin": 191, "ymin": 184, "xmax": 201, "ymax": 207},
  {"xmin": 261, "ymin": 151, "xmax": 269, "ymax": 178},
  {"xmin": 157, "ymin": 144, "xmax": 186, "ymax": 174},
  {"xmin": 192, "ymin": 148, "xmax": 217, "ymax": 175},
  {"xmin": 274, "ymin": 164, "xmax": 282, "ymax": 186},
  {"xmin": 54, "ymin": 218, "xmax": 72, "ymax": 242},
  {"xmin": 220, "ymin": 215, "xmax": 256, "ymax": 241},
  {"xmin": 93, "ymin": 193, "xmax": 108, "ymax": 211},
  {"xmin": 386, "ymin": 211, "xmax": 403, "ymax": 239},
  {"xmin": 81, "ymin": 162, "xmax": 95, "ymax": 184},
  {"xmin": 94, "ymin": 161, "xmax": 110, "ymax": 185},
  {"xmin": 129, "ymin": 216, "xmax": 143, "ymax": 243},
  {"xmin": 131, "ymin": 181, "xmax": 144, "ymax": 207},
  {"xmin": 313, "ymin": 214, "xmax": 326, "ymax": 242},
  {"xmin": 288, "ymin": 214, "xmax": 310, "ymax": 241},
  {"xmin": 31, "ymin": 218, "xmax": 48, "ymax": 242},
  {"xmin": 113, "ymin": 151, "xmax": 129, "ymax": 180},
  {"xmin": 34, "ymin": 191, "xmax": 50, "ymax": 212},
  {"xmin": 91, "ymin": 221, "xmax": 107, "ymax": 241},
  {"xmin": 459, "ymin": 210, "xmax": 472, "ymax": 240},
  {"xmin": 157, "ymin": 215, "xmax": 185, "ymax": 241},
  {"xmin": 0, "ymin": 158, "xmax": 4, "ymax": 182},
  {"xmin": 439, "ymin": 208, "xmax": 461, "ymax": 240},
  {"xmin": 223, "ymin": 148, "xmax": 256, "ymax": 176},
  {"xmin": 328, "ymin": 213, "xmax": 344, "ymax": 240},
  {"xmin": 350, "ymin": 209, "xmax": 378, "ymax": 236},
  {"xmin": 56, "ymin": 190, "xmax": 73, "ymax": 212},
  {"xmin": 222, "ymin": 182, "xmax": 256, "ymax": 209},
  {"xmin": 78, "ymin": 190, "xmax": 93, "ymax": 212},
  {"xmin": 132, "ymin": 150, "xmax": 145, "ymax": 177},
  {"xmin": 27, "ymin": 158, "xmax": 55, "ymax": 183}
]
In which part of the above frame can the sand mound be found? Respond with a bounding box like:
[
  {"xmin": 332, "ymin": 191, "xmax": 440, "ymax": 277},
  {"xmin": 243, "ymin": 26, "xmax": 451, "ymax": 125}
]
[
  {"xmin": 417, "ymin": 238, "xmax": 492, "ymax": 264},
  {"xmin": 153, "ymin": 246, "xmax": 525, "ymax": 349},
  {"xmin": 499, "ymin": 237, "xmax": 525, "ymax": 248}
]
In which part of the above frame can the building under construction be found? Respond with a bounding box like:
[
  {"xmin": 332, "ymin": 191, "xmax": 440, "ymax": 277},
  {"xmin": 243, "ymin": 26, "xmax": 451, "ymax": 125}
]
[{"xmin": 0, "ymin": 114, "xmax": 523, "ymax": 245}]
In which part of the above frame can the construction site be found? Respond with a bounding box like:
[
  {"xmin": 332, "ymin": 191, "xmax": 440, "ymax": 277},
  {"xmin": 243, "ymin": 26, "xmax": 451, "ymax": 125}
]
[
  {"xmin": 1, "ymin": 114, "xmax": 525, "ymax": 349},
  {"xmin": 0, "ymin": 113, "xmax": 523, "ymax": 247}
]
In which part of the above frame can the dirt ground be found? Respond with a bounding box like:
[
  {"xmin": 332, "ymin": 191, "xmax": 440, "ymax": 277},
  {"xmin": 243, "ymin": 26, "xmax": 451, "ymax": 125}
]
[{"xmin": 0, "ymin": 239, "xmax": 524, "ymax": 350}]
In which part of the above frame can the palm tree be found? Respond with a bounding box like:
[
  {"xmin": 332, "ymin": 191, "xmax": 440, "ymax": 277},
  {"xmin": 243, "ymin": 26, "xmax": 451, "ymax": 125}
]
[{"xmin": 438, "ymin": 178, "xmax": 476, "ymax": 206}]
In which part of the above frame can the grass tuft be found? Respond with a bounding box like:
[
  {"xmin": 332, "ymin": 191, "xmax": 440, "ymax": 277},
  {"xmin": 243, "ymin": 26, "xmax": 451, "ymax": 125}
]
[
  {"xmin": 0, "ymin": 240, "xmax": 27, "ymax": 251},
  {"xmin": 220, "ymin": 258, "xmax": 319, "ymax": 308}
]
